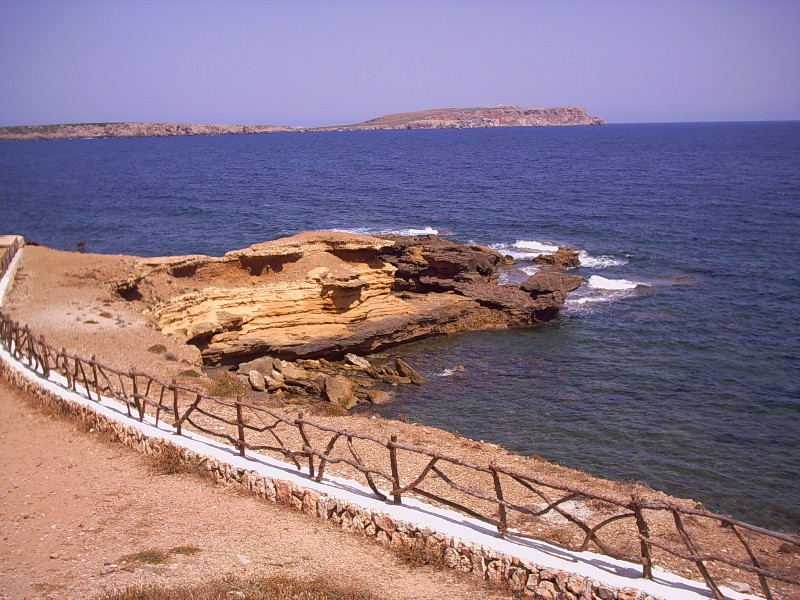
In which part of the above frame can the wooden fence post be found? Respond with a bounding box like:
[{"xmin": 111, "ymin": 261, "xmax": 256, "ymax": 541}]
[
  {"xmin": 62, "ymin": 348, "xmax": 72, "ymax": 388},
  {"xmin": 40, "ymin": 336, "xmax": 50, "ymax": 377},
  {"xmin": 23, "ymin": 325, "xmax": 32, "ymax": 365},
  {"xmin": 91, "ymin": 355, "xmax": 99, "ymax": 398},
  {"xmin": 236, "ymin": 397, "xmax": 246, "ymax": 457},
  {"xmin": 389, "ymin": 434, "xmax": 402, "ymax": 505},
  {"xmin": 490, "ymin": 463, "xmax": 508, "ymax": 535},
  {"xmin": 71, "ymin": 355, "xmax": 79, "ymax": 391},
  {"xmin": 13, "ymin": 322, "xmax": 21, "ymax": 358},
  {"xmin": 172, "ymin": 379, "xmax": 181, "ymax": 435},
  {"xmin": 130, "ymin": 369, "xmax": 144, "ymax": 421},
  {"xmin": 297, "ymin": 411, "xmax": 313, "ymax": 477},
  {"xmin": 632, "ymin": 498, "xmax": 654, "ymax": 580}
]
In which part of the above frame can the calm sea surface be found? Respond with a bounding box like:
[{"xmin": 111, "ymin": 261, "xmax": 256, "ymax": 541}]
[{"xmin": 1, "ymin": 123, "xmax": 798, "ymax": 531}]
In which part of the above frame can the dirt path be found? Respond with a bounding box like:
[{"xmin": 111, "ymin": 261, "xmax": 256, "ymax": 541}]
[{"xmin": 0, "ymin": 378, "xmax": 511, "ymax": 600}]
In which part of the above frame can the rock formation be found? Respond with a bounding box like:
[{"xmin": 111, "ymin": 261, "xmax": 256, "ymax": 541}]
[
  {"xmin": 0, "ymin": 106, "xmax": 605, "ymax": 141},
  {"xmin": 107, "ymin": 231, "xmax": 583, "ymax": 365},
  {"xmin": 533, "ymin": 247, "xmax": 580, "ymax": 269},
  {"xmin": 0, "ymin": 122, "xmax": 298, "ymax": 141},
  {"xmin": 334, "ymin": 106, "xmax": 606, "ymax": 130}
]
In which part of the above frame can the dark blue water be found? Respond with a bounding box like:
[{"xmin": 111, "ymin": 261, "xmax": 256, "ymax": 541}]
[{"xmin": 1, "ymin": 123, "xmax": 798, "ymax": 531}]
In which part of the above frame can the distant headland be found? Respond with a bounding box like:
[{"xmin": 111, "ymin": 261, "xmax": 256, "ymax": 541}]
[{"xmin": 0, "ymin": 106, "xmax": 605, "ymax": 141}]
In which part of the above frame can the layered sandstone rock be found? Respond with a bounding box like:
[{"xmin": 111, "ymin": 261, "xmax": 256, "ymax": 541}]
[{"xmin": 106, "ymin": 231, "xmax": 582, "ymax": 364}]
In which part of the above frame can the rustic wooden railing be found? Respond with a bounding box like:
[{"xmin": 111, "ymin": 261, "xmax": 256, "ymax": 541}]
[{"xmin": 0, "ymin": 240, "xmax": 797, "ymax": 600}]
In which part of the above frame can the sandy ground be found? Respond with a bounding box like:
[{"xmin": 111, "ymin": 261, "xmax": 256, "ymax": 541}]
[{"xmin": 0, "ymin": 378, "xmax": 512, "ymax": 600}]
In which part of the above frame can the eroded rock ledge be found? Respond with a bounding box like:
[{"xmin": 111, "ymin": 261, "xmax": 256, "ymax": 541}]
[{"xmin": 110, "ymin": 231, "xmax": 582, "ymax": 365}]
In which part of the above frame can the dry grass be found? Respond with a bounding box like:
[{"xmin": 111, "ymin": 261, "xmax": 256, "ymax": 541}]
[
  {"xmin": 96, "ymin": 574, "xmax": 380, "ymax": 600},
  {"xmin": 207, "ymin": 372, "xmax": 249, "ymax": 397},
  {"xmin": 393, "ymin": 539, "xmax": 446, "ymax": 569},
  {"xmin": 118, "ymin": 546, "xmax": 201, "ymax": 566},
  {"xmin": 147, "ymin": 444, "xmax": 209, "ymax": 479}
]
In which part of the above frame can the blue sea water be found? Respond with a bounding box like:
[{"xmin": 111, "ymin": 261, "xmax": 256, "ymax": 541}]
[{"xmin": 1, "ymin": 123, "xmax": 798, "ymax": 531}]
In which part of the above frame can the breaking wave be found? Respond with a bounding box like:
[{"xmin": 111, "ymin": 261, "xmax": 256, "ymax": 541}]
[{"xmin": 587, "ymin": 275, "xmax": 647, "ymax": 290}]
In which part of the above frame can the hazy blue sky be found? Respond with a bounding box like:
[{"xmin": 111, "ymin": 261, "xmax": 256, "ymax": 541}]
[{"xmin": 1, "ymin": 0, "xmax": 798, "ymax": 126}]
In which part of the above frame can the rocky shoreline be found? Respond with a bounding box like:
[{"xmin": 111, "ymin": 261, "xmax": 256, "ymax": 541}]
[
  {"xmin": 0, "ymin": 106, "xmax": 605, "ymax": 141},
  {"xmin": 3, "ymin": 231, "xmax": 583, "ymax": 413},
  {"xmin": 112, "ymin": 232, "xmax": 583, "ymax": 362}
]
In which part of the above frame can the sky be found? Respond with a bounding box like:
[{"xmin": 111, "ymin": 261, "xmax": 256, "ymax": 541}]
[{"xmin": 0, "ymin": 0, "xmax": 798, "ymax": 126}]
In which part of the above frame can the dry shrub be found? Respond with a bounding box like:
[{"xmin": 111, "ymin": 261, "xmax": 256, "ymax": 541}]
[
  {"xmin": 394, "ymin": 539, "xmax": 446, "ymax": 568},
  {"xmin": 147, "ymin": 444, "xmax": 209, "ymax": 479},
  {"xmin": 97, "ymin": 574, "xmax": 379, "ymax": 600},
  {"xmin": 208, "ymin": 372, "xmax": 248, "ymax": 397}
]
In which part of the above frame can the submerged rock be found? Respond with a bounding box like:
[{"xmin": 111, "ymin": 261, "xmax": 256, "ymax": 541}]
[
  {"xmin": 533, "ymin": 247, "xmax": 580, "ymax": 269},
  {"xmin": 394, "ymin": 358, "xmax": 426, "ymax": 385},
  {"xmin": 520, "ymin": 272, "xmax": 584, "ymax": 296}
]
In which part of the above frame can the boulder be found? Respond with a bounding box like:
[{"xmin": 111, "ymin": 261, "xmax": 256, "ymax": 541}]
[
  {"xmin": 285, "ymin": 377, "xmax": 322, "ymax": 396},
  {"xmin": 248, "ymin": 370, "xmax": 266, "ymax": 392},
  {"xmin": 264, "ymin": 375, "xmax": 285, "ymax": 392},
  {"xmin": 366, "ymin": 390, "xmax": 393, "ymax": 405},
  {"xmin": 345, "ymin": 353, "xmax": 371, "ymax": 370},
  {"xmin": 216, "ymin": 310, "xmax": 244, "ymax": 331},
  {"xmin": 238, "ymin": 355, "xmax": 274, "ymax": 374},
  {"xmin": 520, "ymin": 272, "xmax": 584, "ymax": 297},
  {"xmin": 323, "ymin": 376, "xmax": 357, "ymax": 410},
  {"xmin": 276, "ymin": 360, "xmax": 310, "ymax": 381},
  {"xmin": 533, "ymin": 247, "xmax": 580, "ymax": 269},
  {"xmin": 394, "ymin": 358, "xmax": 426, "ymax": 385}
]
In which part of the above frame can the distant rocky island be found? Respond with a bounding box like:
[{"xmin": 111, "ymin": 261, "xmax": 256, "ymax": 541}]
[{"xmin": 0, "ymin": 106, "xmax": 605, "ymax": 141}]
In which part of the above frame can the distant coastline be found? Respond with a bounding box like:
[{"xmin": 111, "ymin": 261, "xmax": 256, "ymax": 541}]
[{"xmin": 0, "ymin": 105, "xmax": 605, "ymax": 141}]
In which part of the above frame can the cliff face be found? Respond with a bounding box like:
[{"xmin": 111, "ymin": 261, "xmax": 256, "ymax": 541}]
[{"xmin": 0, "ymin": 105, "xmax": 605, "ymax": 141}]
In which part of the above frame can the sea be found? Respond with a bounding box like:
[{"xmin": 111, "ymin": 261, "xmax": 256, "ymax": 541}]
[{"xmin": 1, "ymin": 122, "xmax": 798, "ymax": 532}]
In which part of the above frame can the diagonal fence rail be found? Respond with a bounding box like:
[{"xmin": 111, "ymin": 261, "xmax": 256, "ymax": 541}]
[{"xmin": 1, "ymin": 241, "xmax": 797, "ymax": 600}]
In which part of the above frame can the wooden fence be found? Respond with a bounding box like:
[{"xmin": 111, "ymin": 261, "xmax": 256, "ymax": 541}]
[{"xmin": 0, "ymin": 241, "xmax": 797, "ymax": 600}]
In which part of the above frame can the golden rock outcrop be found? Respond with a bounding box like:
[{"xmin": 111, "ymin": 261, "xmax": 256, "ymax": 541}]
[{"xmin": 105, "ymin": 231, "xmax": 582, "ymax": 364}]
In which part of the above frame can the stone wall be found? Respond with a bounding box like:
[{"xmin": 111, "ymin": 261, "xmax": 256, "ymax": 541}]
[{"xmin": 0, "ymin": 357, "xmax": 661, "ymax": 600}]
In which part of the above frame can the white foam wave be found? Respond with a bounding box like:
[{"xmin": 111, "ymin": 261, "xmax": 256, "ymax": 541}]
[
  {"xmin": 324, "ymin": 227, "xmax": 375, "ymax": 236},
  {"xmin": 488, "ymin": 240, "xmax": 560, "ymax": 260},
  {"xmin": 437, "ymin": 368, "xmax": 457, "ymax": 377},
  {"xmin": 514, "ymin": 240, "xmax": 559, "ymax": 254},
  {"xmin": 325, "ymin": 226, "xmax": 439, "ymax": 237},
  {"xmin": 578, "ymin": 251, "xmax": 628, "ymax": 269},
  {"xmin": 398, "ymin": 226, "xmax": 439, "ymax": 236},
  {"xmin": 587, "ymin": 275, "xmax": 646, "ymax": 290},
  {"xmin": 567, "ymin": 296, "xmax": 614, "ymax": 306}
]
